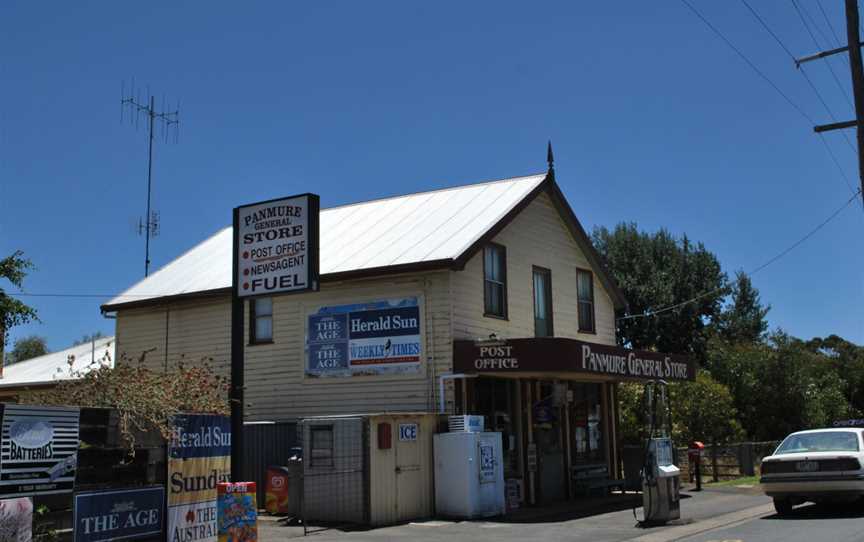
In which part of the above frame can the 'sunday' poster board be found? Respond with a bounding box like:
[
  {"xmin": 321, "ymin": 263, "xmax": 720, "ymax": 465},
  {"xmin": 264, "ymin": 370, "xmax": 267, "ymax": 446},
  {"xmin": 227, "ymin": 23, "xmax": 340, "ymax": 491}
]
[{"xmin": 167, "ymin": 414, "xmax": 231, "ymax": 542}]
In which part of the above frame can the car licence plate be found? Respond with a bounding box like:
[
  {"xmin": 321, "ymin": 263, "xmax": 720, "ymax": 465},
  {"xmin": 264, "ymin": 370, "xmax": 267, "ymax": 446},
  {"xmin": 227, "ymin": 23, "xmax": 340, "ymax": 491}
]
[{"xmin": 795, "ymin": 460, "xmax": 819, "ymax": 472}]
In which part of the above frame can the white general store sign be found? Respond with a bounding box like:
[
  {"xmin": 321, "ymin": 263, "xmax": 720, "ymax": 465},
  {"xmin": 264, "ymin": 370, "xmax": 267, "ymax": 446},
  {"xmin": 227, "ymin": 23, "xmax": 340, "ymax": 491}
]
[{"xmin": 234, "ymin": 194, "xmax": 319, "ymax": 297}]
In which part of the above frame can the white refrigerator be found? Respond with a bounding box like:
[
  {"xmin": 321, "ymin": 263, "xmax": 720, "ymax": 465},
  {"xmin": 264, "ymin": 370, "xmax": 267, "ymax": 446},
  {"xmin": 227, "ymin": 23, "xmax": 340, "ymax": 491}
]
[{"xmin": 433, "ymin": 431, "xmax": 505, "ymax": 518}]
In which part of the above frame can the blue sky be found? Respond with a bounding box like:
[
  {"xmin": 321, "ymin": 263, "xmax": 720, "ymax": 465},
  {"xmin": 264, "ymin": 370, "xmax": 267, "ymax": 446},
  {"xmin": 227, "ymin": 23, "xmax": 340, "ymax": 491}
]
[{"xmin": 2, "ymin": 1, "xmax": 862, "ymax": 351}]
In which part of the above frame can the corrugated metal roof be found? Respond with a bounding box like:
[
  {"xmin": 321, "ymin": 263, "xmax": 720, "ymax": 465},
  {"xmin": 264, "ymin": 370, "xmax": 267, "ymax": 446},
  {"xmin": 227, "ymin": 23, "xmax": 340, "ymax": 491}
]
[
  {"xmin": 0, "ymin": 336, "xmax": 115, "ymax": 388},
  {"xmin": 104, "ymin": 174, "xmax": 547, "ymax": 308}
]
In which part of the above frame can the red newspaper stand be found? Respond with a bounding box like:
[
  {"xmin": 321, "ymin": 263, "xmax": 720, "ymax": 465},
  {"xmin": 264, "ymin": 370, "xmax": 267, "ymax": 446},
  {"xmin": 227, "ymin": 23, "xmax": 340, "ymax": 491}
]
[{"xmin": 688, "ymin": 441, "xmax": 705, "ymax": 491}]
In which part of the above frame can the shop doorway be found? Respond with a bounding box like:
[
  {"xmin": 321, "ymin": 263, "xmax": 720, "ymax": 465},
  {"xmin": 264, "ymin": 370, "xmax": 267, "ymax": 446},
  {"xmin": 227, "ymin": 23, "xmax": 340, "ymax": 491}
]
[
  {"xmin": 533, "ymin": 381, "xmax": 567, "ymax": 503},
  {"xmin": 568, "ymin": 382, "xmax": 607, "ymax": 483}
]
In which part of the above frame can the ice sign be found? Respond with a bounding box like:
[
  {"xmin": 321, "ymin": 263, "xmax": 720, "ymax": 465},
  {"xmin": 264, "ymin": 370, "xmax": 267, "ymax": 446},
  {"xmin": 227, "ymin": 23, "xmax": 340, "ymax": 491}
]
[{"xmin": 398, "ymin": 423, "xmax": 417, "ymax": 441}]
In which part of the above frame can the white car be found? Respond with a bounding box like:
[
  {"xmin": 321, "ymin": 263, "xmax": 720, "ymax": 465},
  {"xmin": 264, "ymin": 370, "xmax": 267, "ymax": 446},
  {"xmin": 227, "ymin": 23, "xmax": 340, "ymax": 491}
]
[{"xmin": 760, "ymin": 427, "xmax": 864, "ymax": 515}]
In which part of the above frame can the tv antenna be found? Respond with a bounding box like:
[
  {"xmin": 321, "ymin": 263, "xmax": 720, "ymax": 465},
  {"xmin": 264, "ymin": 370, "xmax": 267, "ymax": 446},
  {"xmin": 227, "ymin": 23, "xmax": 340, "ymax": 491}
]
[{"xmin": 121, "ymin": 79, "xmax": 180, "ymax": 277}]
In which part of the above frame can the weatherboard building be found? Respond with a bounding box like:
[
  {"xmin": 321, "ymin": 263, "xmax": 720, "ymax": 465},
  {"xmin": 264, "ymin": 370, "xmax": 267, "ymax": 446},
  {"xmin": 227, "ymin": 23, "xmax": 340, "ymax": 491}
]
[{"xmin": 102, "ymin": 159, "xmax": 694, "ymax": 507}]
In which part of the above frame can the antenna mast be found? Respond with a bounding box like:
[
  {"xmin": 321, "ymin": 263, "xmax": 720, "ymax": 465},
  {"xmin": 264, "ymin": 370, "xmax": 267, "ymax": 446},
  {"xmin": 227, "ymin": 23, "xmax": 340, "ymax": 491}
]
[{"xmin": 121, "ymin": 81, "xmax": 180, "ymax": 277}]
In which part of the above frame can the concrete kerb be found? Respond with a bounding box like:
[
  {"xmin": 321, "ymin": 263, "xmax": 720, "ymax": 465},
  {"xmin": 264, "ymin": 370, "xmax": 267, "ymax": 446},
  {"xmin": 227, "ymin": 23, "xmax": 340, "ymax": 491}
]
[{"xmin": 625, "ymin": 503, "xmax": 775, "ymax": 542}]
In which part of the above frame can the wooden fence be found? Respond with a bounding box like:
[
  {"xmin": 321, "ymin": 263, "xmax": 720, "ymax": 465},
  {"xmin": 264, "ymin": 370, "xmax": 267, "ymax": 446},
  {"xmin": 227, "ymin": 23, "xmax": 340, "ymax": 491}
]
[{"xmin": 622, "ymin": 440, "xmax": 781, "ymax": 488}]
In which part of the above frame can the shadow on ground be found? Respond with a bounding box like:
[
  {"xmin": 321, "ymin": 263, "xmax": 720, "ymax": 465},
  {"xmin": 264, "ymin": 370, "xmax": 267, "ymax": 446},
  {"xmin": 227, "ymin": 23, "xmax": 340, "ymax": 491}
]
[{"xmin": 761, "ymin": 500, "xmax": 864, "ymax": 521}]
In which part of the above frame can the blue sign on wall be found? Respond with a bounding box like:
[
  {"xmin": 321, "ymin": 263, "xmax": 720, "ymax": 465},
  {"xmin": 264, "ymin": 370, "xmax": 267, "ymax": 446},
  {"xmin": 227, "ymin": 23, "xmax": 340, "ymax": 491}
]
[
  {"xmin": 74, "ymin": 486, "xmax": 164, "ymax": 542},
  {"xmin": 306, "ymin": 297, "xmax": 422, "ymax": 377}
]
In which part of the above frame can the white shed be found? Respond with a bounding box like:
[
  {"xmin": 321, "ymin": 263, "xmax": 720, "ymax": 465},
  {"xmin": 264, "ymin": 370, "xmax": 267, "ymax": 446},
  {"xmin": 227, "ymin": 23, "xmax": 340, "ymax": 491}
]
[{"xmin": 300, "ymin": 412, "xmax": 439, "ymax": 526}]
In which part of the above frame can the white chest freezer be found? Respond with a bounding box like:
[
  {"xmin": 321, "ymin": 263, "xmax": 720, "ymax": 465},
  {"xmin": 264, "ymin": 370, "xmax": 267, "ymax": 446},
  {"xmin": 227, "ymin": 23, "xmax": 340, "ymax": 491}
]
[{"xmin": 433, "ymin": 431, "xmax": 505, "ymax": 518}]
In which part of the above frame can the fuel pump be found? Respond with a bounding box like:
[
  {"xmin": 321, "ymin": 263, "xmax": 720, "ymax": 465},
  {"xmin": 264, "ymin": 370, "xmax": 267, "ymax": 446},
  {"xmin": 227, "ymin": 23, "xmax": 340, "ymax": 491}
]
[{"xmin": 638, "ymin": 380, "xmax": 680, "ymax": 525}]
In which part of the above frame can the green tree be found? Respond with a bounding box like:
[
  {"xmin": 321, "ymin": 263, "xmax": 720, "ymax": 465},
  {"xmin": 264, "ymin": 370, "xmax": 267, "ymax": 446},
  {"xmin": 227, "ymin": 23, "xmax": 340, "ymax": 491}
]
[
  {"xmin": 703, "ymin": 337, "xmax": 767, "ymax": 438},
  {"xmin": 27, "ymin": 350, "xmax": 229, "ymax": 453},
  {"xmin": 669, "ymin": 373, "xmax": 744, "ymax": 445},
  {"xmin": 592, "ymin": 223, "xmax": 728, "ymax": 363},
  {"xmin": 617, "ymin": 375, "xmax": 743, "ymax": 447},
  {"xmin": 715, "ymin": 272, "xmax": 769, "ymax": 344},
  {"xmin": 6, "ymin": 335, "xmax": 49, "ymax": 365},
  {"xmin": 804, "ymin": 334, "xmax": 864, "ymax": 416},
  {"xmin": 0, "ymin": 251, "xmax": 39, "ymax": 363}
]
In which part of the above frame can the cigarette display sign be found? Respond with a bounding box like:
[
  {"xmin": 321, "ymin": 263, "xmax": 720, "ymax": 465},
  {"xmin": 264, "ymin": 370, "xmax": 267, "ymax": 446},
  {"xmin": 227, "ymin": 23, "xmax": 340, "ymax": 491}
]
[{"xmin": 234, "ymin": 193, "xmax": 319, "ymax": 298}]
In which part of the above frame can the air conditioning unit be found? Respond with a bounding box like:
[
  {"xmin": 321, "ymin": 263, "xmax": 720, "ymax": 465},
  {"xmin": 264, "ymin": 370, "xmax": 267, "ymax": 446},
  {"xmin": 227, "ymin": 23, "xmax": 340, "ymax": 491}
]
[{"xmin": 448, "ymin": 415, "xmax": 485, "ymax": 433}]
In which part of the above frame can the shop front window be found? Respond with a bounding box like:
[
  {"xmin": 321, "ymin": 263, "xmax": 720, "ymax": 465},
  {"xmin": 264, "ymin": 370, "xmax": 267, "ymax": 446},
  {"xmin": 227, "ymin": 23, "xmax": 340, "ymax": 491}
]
[{"xmin": 570, "ymin": 383, "xmax": 604, "ymax": 464}]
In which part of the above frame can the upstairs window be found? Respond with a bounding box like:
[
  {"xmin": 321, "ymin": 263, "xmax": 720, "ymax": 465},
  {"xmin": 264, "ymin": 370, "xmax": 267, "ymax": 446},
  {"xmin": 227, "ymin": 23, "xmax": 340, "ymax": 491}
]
[
  {"xmin": 577, "ymin": 269, "xmax": 596, "ymax": 333},
  {"xmin": 533, "ymin": 267, "xmax": 553, "ymax": 337},
  {"xmin": 484, "ymin": 244, "xmax": 507, "ymax": 318},
  {"xmin": 250, "ymin": 297, "xmax": 273, "ymax": 344}
]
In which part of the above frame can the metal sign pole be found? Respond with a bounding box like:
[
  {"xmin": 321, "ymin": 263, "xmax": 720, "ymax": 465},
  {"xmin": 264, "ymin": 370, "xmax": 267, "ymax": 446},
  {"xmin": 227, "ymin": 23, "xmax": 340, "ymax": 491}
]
[
  {"xmin": 231, "ymin": 206, "xmax": 245, "ymax": 481},
  {"xmin": 230, "ymin": 193, "xmax": 319, "ymax": 482}
]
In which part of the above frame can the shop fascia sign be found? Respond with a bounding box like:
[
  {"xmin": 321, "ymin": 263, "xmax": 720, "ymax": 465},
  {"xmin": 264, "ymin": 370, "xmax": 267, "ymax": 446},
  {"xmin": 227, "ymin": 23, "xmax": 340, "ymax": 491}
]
[
  {"xmin": 233, "ymin": 193, "xmax": 320, "ymax": 297},
  {"xmin": 453, "ymin": 338, "xmax": 695, "ymax": 382}
]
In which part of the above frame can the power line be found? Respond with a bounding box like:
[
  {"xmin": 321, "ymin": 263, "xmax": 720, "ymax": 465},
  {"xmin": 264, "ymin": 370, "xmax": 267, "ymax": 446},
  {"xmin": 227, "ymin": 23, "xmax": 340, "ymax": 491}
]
[
  {"xmin": 617, "ymin": 187, "xmax": 862, "ymax": 322},
  {"xmin": 685, "ymin": 0, "xmax": 860, "ymax": 200},
  {"xmin": 13, "ymin": 189, "xmax": 862, "ymax": 312},
  {"xmin": 741, "ymin": 0, "xmax": 855, "ymax": 156},
  {"xmin": 680, "ymin": 0, "xmax": 816, "ymax": 123},
  {"xmin": 816, "ymin": 0, "xmax": 851, "ymax": 64},
  {"xmin": 8, "ymin": 185, "xmax": 862, "ymax": 318},
  {"xmin": 740, "ymin": 0, "xmax": 859, "ymax": 198},
  {"xmin": 791, "ymin": 0, "xmax": 855, "ymax": 111}
]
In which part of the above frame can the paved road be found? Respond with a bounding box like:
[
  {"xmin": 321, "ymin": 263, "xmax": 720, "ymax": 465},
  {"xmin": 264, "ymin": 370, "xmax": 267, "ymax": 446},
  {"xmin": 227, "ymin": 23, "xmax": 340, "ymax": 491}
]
[
  {"xmin": 681, "ymin": 501, "xmax": 864, "ymax": 542},
  {"xmin": 260, "ymin": 487, "xmax": 774, "ymax": 541}
]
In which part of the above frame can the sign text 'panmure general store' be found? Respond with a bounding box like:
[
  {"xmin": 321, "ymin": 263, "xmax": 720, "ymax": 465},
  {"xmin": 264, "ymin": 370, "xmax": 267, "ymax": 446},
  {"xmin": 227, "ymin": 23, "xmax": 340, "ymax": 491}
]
[
  {"xmin": 453, "ymin": 338, "xmax": 695, "ymax": 382},
  {"xmin": 234, "ymin": 194, "xmax": 319, "ymax": 297}
]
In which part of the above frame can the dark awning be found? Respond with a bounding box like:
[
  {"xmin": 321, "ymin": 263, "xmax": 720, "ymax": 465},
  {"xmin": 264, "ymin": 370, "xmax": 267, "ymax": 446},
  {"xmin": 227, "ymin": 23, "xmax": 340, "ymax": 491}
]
[{"xmin": 453, "ymin": 338, "xmax": 695, "ymax": 382}]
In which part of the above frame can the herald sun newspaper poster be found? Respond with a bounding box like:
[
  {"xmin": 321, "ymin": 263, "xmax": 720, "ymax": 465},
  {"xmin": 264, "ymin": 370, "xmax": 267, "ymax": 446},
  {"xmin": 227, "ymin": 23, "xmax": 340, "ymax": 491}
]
[
  {"xmin": 234, "ymin": 193, "xmax": 319, "ymax": 298},
  {"xmin": 306, "ymin": 297, "xmax": 422, "ymax": 377},
  {"xmin": 168, "ymin": 414, "xmax": 231, "ymax": 542}
]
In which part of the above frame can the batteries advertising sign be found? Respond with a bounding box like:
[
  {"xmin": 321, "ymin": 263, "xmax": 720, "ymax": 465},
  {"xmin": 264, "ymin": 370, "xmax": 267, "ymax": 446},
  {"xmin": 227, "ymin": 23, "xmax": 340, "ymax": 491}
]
[
  {"xmin": 234, "ymin": 193, "xmax": 319, "ymax": 298},
  {"xmin": 307, "ymin": 297, "xmax": 422, "ymax": 377},
  {"xmin": 0, "ymin": 404, "xmax": 80, "ymax": 499},
  {"xmin": 167, "ymin": 414, "xmax": 231, "ymax": 542}
]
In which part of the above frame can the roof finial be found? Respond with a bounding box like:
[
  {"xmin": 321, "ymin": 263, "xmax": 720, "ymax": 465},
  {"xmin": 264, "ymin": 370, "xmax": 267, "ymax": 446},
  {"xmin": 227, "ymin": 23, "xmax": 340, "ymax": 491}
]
[{"xmin": 546, "ymin": 140, "xmax": 555, "ymax": 176}]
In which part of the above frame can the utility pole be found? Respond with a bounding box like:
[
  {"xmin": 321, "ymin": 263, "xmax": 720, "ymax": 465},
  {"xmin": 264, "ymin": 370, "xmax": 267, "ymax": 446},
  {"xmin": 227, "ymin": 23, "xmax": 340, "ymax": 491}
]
[
  {"xmin": 797, "ymin": 3, "xmax": 864, "ymax": 206},
  {"xmin": 844, "ymin": 0, "xmax": 864, "ymax": 205},
  {"xmin": 121, "ymin": 83, "xmax": 180, "ymax": 277}
]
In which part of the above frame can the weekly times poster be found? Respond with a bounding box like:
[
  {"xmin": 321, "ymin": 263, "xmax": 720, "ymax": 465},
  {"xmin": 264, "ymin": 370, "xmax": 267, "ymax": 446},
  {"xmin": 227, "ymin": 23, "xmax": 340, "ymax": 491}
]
[{"xmin": 167, "ymin": 414, "xmax": 231, "ymax": 542}]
